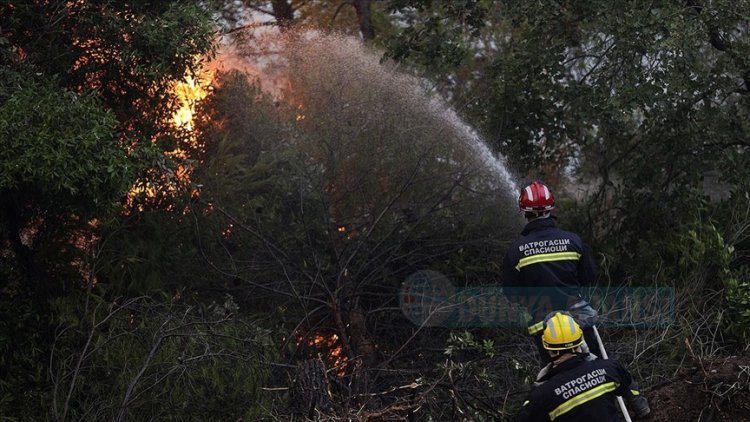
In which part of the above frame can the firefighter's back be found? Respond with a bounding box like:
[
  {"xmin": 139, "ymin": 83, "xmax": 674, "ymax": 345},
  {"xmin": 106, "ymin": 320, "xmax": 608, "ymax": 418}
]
[{"xmin": 518, "ymin": 355, "xmax": 635, "ymax": 421}]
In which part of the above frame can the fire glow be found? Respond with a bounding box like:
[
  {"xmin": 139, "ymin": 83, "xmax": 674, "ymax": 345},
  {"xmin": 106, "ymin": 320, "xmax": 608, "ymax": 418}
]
[
  {"xmin": 297, "ymin": 332, "xmax": 348, "ymax": 376},
  {"xmin": 172, "ymin": 71, "xmax": 214, "ymax": 132},
  {"xmin": 126, "ymin": 61, "xmax": 215, "ymax": 211}
]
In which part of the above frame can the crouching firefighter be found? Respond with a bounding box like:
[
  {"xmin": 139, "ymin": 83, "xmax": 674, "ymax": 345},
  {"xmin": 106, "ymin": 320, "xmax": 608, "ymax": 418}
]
[{"xmin": 517, "ymin": 312, "xmax": 651, "ymax": 422}]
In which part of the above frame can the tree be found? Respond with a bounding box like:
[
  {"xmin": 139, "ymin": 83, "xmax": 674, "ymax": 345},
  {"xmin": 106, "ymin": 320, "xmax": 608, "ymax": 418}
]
[
  {"xmin": 0, "ymin": 60, "xmax": 129, "ymax": 297},
  {"xmin": 0, "ymin": 1, "xmax": 218, "ymax": 415},
  {"xmin": 383, "ymin": 0, "xmax": 750, "ymax": 283},
  {"xmin": 0, "ymin": 0, "xmax": 216, "ymax": 298},
  {"xmin": 380, "ymin": 2, "xmax": 750, "ymax": 400},
  {"xmin": 188, "ymin": 33, "xmax": 520, "ymax": 417},
  {"xmin": 225, "ymin": 0, "xmax": 388, "ymax": 40}
]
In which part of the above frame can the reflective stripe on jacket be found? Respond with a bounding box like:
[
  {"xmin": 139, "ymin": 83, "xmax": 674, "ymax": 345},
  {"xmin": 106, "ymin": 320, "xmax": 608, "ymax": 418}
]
[
  {"xmin": 516, "ymin": 354, "xmax": 641, "ymax": 422},
  {"xmin": 501, "ymin": 217, "xmax": 597, "ymax": 326}
]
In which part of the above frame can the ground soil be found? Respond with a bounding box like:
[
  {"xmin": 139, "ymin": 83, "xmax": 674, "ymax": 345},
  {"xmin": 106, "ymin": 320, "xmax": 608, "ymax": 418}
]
[{"xmin": 646, "ymin": 355, "xmax": 750, "ymax": 421}]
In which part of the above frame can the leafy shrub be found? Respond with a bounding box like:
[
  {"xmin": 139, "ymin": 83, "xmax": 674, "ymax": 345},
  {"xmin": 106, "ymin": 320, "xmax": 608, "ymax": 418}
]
[{"xmin": 48, "ymin": 293, "xmax": 274, "ymax": 421}]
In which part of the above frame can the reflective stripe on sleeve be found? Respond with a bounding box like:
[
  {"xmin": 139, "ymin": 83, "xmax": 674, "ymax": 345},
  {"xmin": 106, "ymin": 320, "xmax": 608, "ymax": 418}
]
[
  {"xmin": 548, "ymin": 381, "xmax": 619, "ymax": 421},
  {"xmin": 515, "ymin": 251, "xmax": 581, "ymax": 271},
  {"xmin": 630, "ymin": 389, "xmax": 640, "ymax": 395}
]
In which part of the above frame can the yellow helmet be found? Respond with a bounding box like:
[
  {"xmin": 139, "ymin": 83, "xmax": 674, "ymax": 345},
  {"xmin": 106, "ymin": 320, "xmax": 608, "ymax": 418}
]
[{"xmin": 542, "ymin": 312, "xmax": 584, "ymax": 351}]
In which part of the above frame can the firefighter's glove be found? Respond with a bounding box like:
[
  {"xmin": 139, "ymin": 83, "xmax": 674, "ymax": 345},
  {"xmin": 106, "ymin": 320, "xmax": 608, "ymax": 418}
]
[{"xmin": 631, "ymin": 396, "xmax": 651, "ymax": 420}]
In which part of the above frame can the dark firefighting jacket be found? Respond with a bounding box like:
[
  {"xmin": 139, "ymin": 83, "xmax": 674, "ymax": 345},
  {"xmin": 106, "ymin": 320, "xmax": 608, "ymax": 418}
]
[
  {"xmin": 516, "ymin": 354, "xmax": 643, "ymax": 422},
  {"xmin": 501, "ymin": 217, "xmax": 598, "ymax": 329}
]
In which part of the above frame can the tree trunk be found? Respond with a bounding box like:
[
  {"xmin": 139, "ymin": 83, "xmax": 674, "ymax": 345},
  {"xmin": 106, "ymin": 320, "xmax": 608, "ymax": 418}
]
[
  {"xmin": 336, "ymin": 271, "xmax": 378, "ymax": 397},
  {"xmin": 0, "ymin": 191, "xmax": 35, "ymax": 290},
  {"xmin": 271, "ymin": 0, "xmax": 295, "ymax": 30},
  {"xmin": 347, "ymin": 301, "xmax": 377, "ymax": 397},
  {"xmin": 352, "ymin": 0, "xmax": 376, "ymax": 41},
  {"xmin": 292, "ymin": 357, "xmax": 333, "ymax": 418}
]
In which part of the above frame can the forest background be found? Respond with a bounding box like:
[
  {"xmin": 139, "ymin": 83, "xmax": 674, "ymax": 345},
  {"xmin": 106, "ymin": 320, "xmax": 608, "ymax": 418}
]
[{"xmin": 1, "ymin": 1, "xmax": 749, "ymax": 420}]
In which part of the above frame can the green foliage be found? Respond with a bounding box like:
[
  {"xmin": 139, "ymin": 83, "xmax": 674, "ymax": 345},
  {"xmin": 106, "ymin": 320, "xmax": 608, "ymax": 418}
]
[
  {"xmin": 609, "ymin": 209, "xmax": 750, "ymax": 344},
  {"xmin": 679, "ymin": 223, "xmax": 734, "ymax": 285},
  {"xmin": 3, "ymin": 1, "xmax": 215, "ymax": 122},
  {"xmin": 444, "ymin": 331, "xmax": 495, "ymax": 359},
  {"xmin": 0, "ymin": 7, "xmax": 217, "ymax": 330},
  {"xmin": 0, "ymin": 0, "xmax": 218, "ymax": 293},
  {"xmin": 0, "ymin": 275, "xmax": 48, "ymax": 420},
  {"xmin": 48, "ymin": 292, "xmax": 274, "ymax": 421},
  {"xmin": 384, "ymin": 1, "xmax": 749, "ymax": 206},
  {"xmin": 0, "ymin": 2, "xmax": 223, "ymax": 418},
  {"xmin": 0, "ymin": 69, "xmax": 131, "ymax": 214},
  {"xmin": 424, "ymin": 330, "xmax": 530, "ymax": 420},
  {"xmin": 383, "ymin": 0, "xmax": 489, "ymax": 73},
  {"xmin": 386, "ymin": 2, "xmax": 750, "ymax": 329},
  {"xmin": 96, "ymin": 211, "xmax": 207, "ymax": 295},
  {"xmin": 724, "ymin": 280, "xmax": 750, "ymax": 342}
]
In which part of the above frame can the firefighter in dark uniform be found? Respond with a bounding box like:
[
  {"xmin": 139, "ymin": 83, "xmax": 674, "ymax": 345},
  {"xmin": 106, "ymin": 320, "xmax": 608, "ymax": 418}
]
[
  {"xmin": 501, "ymin": 181, "xmax": 602, "ymax": 365},
  {"xmin": 517, "ymin": 312, "xmax": 650, "ymax": 421}
]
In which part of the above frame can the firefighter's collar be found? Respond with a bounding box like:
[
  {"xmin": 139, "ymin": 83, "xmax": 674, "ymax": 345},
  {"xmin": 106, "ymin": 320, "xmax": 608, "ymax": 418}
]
[
  {"xmin": 521, "ymin": 215, "xmax": 557, "ymax": 235},
  {"xmin": 540, "ymin": 353, "xmax": 590, "ymax": 381}
]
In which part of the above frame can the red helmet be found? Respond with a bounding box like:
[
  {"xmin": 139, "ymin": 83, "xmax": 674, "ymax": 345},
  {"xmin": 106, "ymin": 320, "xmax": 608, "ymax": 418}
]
[{"xmin": 519, "ymin": 181, "xmax": 555, "ymax": 212}]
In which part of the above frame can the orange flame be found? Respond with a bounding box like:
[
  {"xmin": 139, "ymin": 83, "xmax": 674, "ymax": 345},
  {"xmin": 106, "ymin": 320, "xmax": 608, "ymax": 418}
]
[
  {"xmin": 297, "ymin": 332, "xmax": 348, "ymax": 376},
  {"xmin": 172, "ymin": 72, "xmax": 214, "ymax": 131},
  {"xmin": 126, "ymin": 59, "xmax": 215, "ymax": 211}
]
